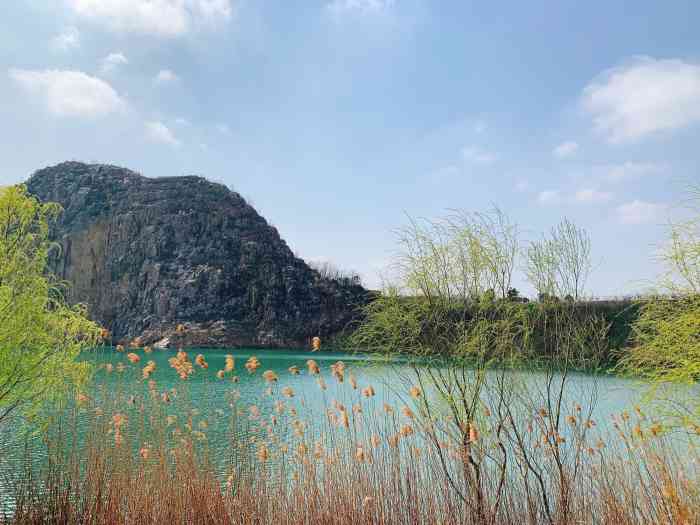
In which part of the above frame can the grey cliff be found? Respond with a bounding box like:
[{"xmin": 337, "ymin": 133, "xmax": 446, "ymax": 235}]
[{"xmin": 26, "ymin": 162, "xmax": 369, "ymax": 348}]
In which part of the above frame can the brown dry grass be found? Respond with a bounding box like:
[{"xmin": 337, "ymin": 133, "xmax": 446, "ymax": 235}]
[{"xmin": 2, "ymin": 352, "xmax": 698, "ymax": 525}]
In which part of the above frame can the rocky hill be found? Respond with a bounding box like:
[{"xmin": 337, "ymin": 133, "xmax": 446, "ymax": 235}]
[{"xmin": 26, "ymin": 162, "xmax": 369, "ymax": 348}]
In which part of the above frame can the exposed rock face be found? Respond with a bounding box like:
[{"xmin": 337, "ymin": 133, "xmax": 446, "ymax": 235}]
[{"xmin": 27, "ymin": 162, "xmax": 369, "ymax": 347}]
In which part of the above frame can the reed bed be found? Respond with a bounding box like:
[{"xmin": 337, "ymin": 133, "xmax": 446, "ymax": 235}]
[{"xmin": 1, "ymin": 350, "xmax": 698, "ymax": 525}]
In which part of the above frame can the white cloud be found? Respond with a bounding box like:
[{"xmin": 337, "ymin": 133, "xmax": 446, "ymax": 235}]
[
  {"xmin": 582, "ymin": 57, "xmax": 700, "ymax": 143},
  {"xmin": 538, "ymin": 190, "xmax": 560, "ymax": 204},
  {"xmin": 50, "ymin": 26, "xmax": 80, "ymax": 52},
  {"xmin": 473, "ymin": 120, "xmax": 486, "ymax": 134},
  {"xmin": 175, "ymin": 117, "xmax": 190, "ymax": 125},
  {"xmin": 145, "ymin": 121, "xmax": 180, "ymax": 146},
  {"xmin": 9, "ymin": 68, "xmax": 126, "ymax": 118},
  {"xmin": 65, "ymin": 0, "xmax": 233, "ymax": 37},
  {"xmin": 553, "ymin": 141, "xmax": 578, "ymax": 158},
  {"xmin": 575, "ymin": 188, "xmax": 614, "ymax": 203},
  {"xmin": 216, "ymin": 123, "xmax": 232, "ymax": 135},
  {"xmin": 327, "ymin": 0, "xmax": 395, "ymax": 15},
  {"xmin": 100, "ymin": 52, "xmax": 128, "ymax": 73},
  {"xmin": 462, "ymin": 146, "xmax": 497, "ymax": 165},
  {"xmin": 606, "ymin": 162, "xmax": 664, "ymax": 182},
  {"xmin": 616, "ymin": 200, "xmax": 666, "ymax": 225},
  {"xmin": 154, "ymin": 69, "xmax": 178, "ymax": 84}
]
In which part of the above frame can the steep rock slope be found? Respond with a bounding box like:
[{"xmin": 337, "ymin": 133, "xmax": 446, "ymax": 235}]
[{"xmin": 27, "ymin": 162, "xmax": 368, "ymax": 347}]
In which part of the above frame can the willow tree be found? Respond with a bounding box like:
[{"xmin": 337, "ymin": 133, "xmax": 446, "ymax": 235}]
[
  {"xmin": 0, "ymin": 185, "xmax": 101, "ymax": 424},
  {"xmin": 621, "ymin": 185, "xmax": 700, "ymax": 430},
  {"xmin": 525, "ymin": 218, "xmax": 592, "ymax": 301},
  {"xmin": 392, "ymin": 207, "xmax": 518, "ymax": 303}
]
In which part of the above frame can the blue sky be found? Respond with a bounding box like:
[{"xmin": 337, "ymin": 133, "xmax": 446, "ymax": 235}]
[{"xmin": 1, "ymin": 0, "xmax": 699, "ymax": 295}]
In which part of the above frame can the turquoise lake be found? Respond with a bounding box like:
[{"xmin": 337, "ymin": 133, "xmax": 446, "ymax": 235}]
[{"xmin": 1, "ymin": 346, "xmax": 697, "ymax": 511}]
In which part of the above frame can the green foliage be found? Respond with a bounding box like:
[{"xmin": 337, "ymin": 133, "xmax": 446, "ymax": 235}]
[
  {"xmin": 620, "ymin": 185, "xmax": 700, "ymax": 429},
  {"xmin": 347, "ymin": 290, "xmax": 524, "ymax": 364},
  {"xmin": 0, "ymin": 185, "xmax": 101, "ymax": 423},
  {"xmin": 395, "ymin": 208, "xmax": 518, "ymax": 301},
  {"xmin": 525, "ymin": 301, "xmax": 611, "ymax": 370},
  {"xmin": 623, "ymin": 295, "xmax": 700, "ymax": 383},
  {"xmin": 347, "ymin": 289, "xmax": 430, "ymax": 358},
  {"xmin": 620, "ymin": 294, "xmax": 700, "ymax": 427},
  {"xmin": 349, "ymin": 209, "xmax": 612, "ymax": 370},
  {"xmin": 349, "ymin": 291, "xmax": 614, "ymax": 370}
]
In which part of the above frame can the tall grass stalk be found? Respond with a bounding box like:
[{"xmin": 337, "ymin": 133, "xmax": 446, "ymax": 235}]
[{"xmin": 1, "ymin": 352, "xmax": 697, "ymax": 525}]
